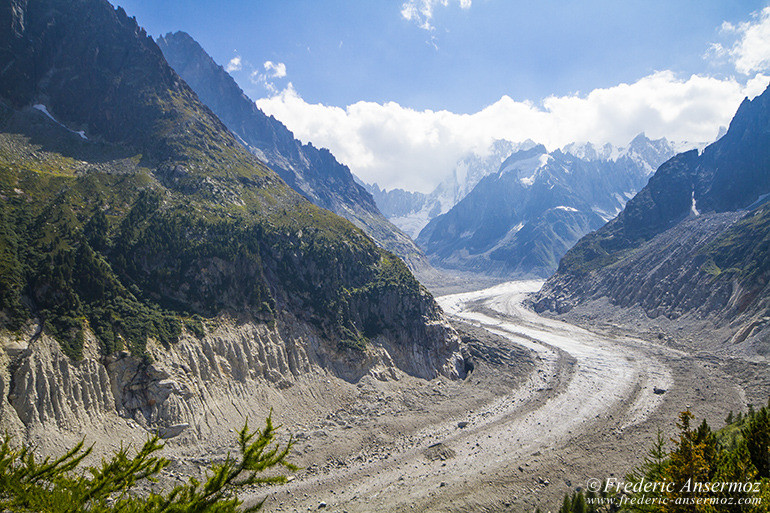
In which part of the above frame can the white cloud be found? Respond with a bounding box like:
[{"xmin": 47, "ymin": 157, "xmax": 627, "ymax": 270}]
[
  {"xmin": 716, "ymin": 7, "xmax": 770, "ymax": 74},
  {"xmin": 401, "ymin": 0, "xmax": 471, "ymax": 31},
  {"xmin": 225, "ymin": 55, "xmax": 242, "ymax": 72},
  {"xmin": 256, "ymin": 72, "xmax": 768, "ymax": 193},
  {"xmin": 264, "ymin": 60, "xmax": 287, "ymax": 78},
  {"xmin": 250, "ymin": 61, "xmax": 288, "ymax": 94}
]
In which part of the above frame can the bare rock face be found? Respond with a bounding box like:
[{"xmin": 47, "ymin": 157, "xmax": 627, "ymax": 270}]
[
  {"xmin": 9, "ymin": 336, "xmax": 114, "ymax": 430},
  {"xmin": 0, "ymin": 313, "xmax": 465, "ymax": 443}
]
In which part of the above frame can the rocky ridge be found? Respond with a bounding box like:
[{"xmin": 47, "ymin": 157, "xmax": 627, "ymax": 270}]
[{"xmin": 156, "ymin": 31, "xmax": 432, "ymax": 275}]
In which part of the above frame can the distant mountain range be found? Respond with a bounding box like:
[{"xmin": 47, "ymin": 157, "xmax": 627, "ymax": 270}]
[
  {"xmin": 534, "ymin": 82, "xmax": 770, "ymax": 356},
  {"xmin": 413, "ymin": 134, "xmax": 680, "ymax": 277},
  {"xmin": 364, "ymin": 140, "xmax": 535, "ymax": 238},
  {"xmin": 156, "ymin": 32, "xmax": 431, "ymax": 275}
]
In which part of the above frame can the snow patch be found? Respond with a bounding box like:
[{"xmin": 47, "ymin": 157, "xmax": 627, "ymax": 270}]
[
  {"xmin": 554, "ymin": 206, "xmax": 579, "ymax": 212},
  {"xmin": 33, "ymin": 104, "xmax": 57, "ymax": 122},
  {"xmin": 592, "ymin": 206, "xmax": 621, "ymax": 223},
  {"xmin": 520, "ymin": 175, "xmax": 535, "ymax": 187},
  {"xmin": 33, "ymin": 104, "xmax": 88, "ymax": 140},
  {"xmin": 499, "ymin": 152, "xmax": 550, "ymax": 187},
  {"xmin": 690, "ymin": 191, "xmax": 699, "ymax": 216}
]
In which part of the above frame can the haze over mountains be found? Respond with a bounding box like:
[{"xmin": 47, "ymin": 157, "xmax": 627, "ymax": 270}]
[
  {"xmin": 364, "ymin": 139, "xmax": 536, "ymax": 238},
  {"xmin": 372, "ymin": 134, "xmax": 679, "ymax": 278}
]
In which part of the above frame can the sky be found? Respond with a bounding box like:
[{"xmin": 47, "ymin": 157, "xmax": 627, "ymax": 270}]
[{"xmin": 119, "ymin": 1, "xmax": 770, "ymax": 193}]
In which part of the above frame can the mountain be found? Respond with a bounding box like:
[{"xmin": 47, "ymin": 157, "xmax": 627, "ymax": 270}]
[
  {"xmin": 0, "ymin": 0, "xmax": 465, "ymax": 442},
  {"xmin": 155, "ymin": 31, "xmax": 431, "ymax": 274},
  {"xmin": 365, "ymin": 140, "xmax": 534, "ymax": 238},
  {"xmin": 416, "ymin": 135, "xmax": 677, "ymax": 277},
  {"xmin": 365, "ymin": 183, "xmax": 430, "ymax": 233},
  {"xmin": 533, "ymin": 83, "xmax": 770, "ymax": 356}
]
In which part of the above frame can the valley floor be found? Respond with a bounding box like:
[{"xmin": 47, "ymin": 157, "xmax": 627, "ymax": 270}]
[{"xmin": 245, "ymin": 281, "xmax": 765, "ymax": 512}]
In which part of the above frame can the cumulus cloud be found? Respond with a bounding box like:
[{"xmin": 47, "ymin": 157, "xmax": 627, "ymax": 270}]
[
  {"xmin": 250, "ymin": 61, "xmax": 288, "ymax": 94},
  {"xmin": 401, "ymin": 0, "xmax": 471, "ymax": 31},
  {"xmin": 264, "ymin": 60, "xmax": 287, "ymax": 78},
  {"xmin": 256, "ymin": 72, "xmax": 768, "ymax": 193},
  {"xmin": 225, "ymin": 55, "xmax": 242, "ymax": 72},
  {"xmin": 712, "ymin": 7, "xmax": 770, "ymax": 74}
]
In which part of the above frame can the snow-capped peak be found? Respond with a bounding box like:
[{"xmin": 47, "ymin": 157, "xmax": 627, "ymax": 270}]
[
  {"xmin": 498, "ymin": 145, "xmax": 550, "ymax": 187},
  {"xmin": 561, "ymin": 141, "xmax": 615, "ymax": 161}
]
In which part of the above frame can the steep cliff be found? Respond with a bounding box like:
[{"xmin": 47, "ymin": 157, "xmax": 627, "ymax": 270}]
[{"xmin": 0, "ymin": 307, "xmax": 465, "ymax": 449}]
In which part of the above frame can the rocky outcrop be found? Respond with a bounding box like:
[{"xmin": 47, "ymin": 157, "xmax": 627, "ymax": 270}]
[{"xmin": 10, "ymin": 337, "xmax": 114, "ymax": 429}]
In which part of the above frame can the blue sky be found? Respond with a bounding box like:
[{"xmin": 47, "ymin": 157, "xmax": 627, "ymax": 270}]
[{"xmin": 119, "ymin": 1, "xmax": 770, "ymax": 191}]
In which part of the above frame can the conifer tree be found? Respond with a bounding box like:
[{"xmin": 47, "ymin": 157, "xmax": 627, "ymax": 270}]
[
  {"xmin": 743, "ymin": 406, "xmax": 770, "ymax": 478},
  {"xmin": 0, "ymin": 416, "xmax": 294, "ymax": 512}
]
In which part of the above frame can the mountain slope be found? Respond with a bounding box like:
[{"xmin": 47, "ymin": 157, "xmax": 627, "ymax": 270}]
[
  {"xmin": 533, "ymin": 83, "xmax": 770, "ymax": 355},
  {"xmin": 0, "ymin": 0, "xmax": 463, "ymax": 381},
  {"xmin": 155, "ymin": 31, "xmax": 431, "ymax": 274},
  {"xmin": 416, "ymin": 135, "xmax": 676, "ymax": 278}
]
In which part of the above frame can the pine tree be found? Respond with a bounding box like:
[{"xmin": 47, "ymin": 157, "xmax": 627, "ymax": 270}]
[
  {"xmin": 571, "ymin": 490, "xmax": 587, "ymax": 513},
  {"xmin": 743, "ymin": 405, "xmax": 770, "ymax": 478},
  {"xmin": 663, "ymin": 411, "xmax": 719, "ymax": 513},
  {"xmin": 623, "ymin": 430, "xmax": 668, "ymax": 512},
  {"xmin": 0, "ymin": 416, "xmax": 294, "ymax": 512},
  {"xmin": 713, "ymin": 439, "xmax": 758, "ymax": 513}
]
